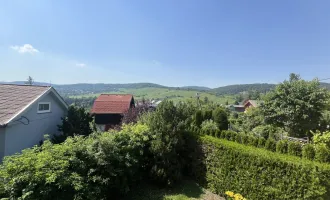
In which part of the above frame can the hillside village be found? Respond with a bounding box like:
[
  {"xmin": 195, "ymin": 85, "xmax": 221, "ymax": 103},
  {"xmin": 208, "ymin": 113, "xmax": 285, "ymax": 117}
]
[{"xmin": 0, "ymin": 74, "xmax": 330, "ymax": 199}]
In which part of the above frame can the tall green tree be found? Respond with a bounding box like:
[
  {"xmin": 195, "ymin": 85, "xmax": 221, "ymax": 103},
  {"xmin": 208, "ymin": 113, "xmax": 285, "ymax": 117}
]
[
  {"xmin": 57, "ymin": 106, "xmax": 95, "ymax": 141},
  {"xmin": 261, "ymin": 73, "xmax": 330, "ymax": 137}
]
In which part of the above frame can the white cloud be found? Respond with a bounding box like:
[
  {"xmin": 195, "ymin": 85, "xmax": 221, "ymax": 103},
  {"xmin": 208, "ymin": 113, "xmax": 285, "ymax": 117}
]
[
  {"xmin": 75, "ymin": 63, "xmax": 86, "ymax": 68},
  {"xmin": 10, "ymin": 44, "xmax": 39, "ymax": 54}
]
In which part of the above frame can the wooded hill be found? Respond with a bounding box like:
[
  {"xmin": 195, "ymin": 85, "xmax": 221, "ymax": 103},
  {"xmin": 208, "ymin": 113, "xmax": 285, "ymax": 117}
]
[{"xmin": 2, "ymin": 81, "xmax": 330, "ymax": 96}]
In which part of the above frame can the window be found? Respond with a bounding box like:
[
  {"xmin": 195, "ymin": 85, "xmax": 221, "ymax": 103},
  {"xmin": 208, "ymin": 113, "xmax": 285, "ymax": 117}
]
[{"xmin": 37, "ymin": 102, "xmax": 51, "ymax": 113}]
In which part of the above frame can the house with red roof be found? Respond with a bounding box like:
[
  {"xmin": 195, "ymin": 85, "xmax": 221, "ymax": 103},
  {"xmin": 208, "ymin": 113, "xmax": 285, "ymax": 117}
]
[{"xmin": 91, "ymin": 94, "xmax": 135, "ymax": 131}]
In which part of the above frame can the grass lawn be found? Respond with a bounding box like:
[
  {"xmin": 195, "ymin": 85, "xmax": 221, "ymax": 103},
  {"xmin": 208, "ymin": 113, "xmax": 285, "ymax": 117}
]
[{"xmin": 125, "ymin": 180, "xmax": 224, "ymax": 200}]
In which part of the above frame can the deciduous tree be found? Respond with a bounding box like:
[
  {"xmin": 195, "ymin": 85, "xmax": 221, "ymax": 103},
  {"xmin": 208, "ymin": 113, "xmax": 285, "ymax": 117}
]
[{"xmin": 261, "ymin": 74, "xmax": 329, "ymax": 137}]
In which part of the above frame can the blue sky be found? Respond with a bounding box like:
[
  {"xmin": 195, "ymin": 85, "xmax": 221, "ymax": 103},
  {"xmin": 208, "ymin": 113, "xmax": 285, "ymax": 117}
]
[{"xmin": 0, "ymin": 0, "xmax": 329, "ymax": 87}]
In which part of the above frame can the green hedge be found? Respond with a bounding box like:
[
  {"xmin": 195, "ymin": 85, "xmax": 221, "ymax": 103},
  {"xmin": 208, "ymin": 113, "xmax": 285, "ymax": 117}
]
[
  {"xmin": 302, "ymin": 144, "xmax": 315, "ymax": 160},
  {"xmin": 276, "ymin": 139, "xmax": 288, "ymax": 154},
  {"xmin": 194, "ymin": 136, "xmax": 330, "ymax": 200},
  {"xmin": 288, "ymin": 141, "xmax": 302, "ymax": 157},
  {"xmin": 265, "ymin": 138, "xmax": 276, "ymax": 152}
]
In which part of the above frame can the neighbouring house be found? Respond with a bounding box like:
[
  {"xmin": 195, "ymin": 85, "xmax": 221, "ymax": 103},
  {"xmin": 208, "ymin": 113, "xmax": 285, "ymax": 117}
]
[
  {"xmin": 227, "ymin": 100, "xmax": 263, "ymax": 113},
  {"xmin": 243, "ymin": 100, "xmax": 263, "ymax": 109},
  {"xmin": 91, "ymin": 94, "xmax": 135, "ymax": 131},
  {"xmin": 227, "ymin": 104, "xmax": 245, "ymax": 112},
  {"xmin": 0, "ymin": 84, "xmax": 68, "ymax": 160}
]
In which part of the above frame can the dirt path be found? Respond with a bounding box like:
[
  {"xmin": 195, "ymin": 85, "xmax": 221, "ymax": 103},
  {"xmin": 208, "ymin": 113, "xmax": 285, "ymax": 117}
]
[{"xmin": 192, "ymin": 189, "xmax": 225, "ymax": 200}]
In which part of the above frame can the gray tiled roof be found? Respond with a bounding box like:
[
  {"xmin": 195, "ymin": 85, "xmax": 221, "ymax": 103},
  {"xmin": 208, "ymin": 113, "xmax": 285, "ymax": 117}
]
[{"xmin": 0, "ymin": 84, "xmax": 50, "ymax": 125}]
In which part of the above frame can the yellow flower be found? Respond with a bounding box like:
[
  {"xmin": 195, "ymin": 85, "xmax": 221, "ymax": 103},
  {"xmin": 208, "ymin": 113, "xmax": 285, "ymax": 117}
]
[
  {"xmin": 225, "ymin": 191, "xmax": 234, "ymax": 198},
  {"xmin": 234, "ymin": 193, "xmax": 244, "ymax": 200}
]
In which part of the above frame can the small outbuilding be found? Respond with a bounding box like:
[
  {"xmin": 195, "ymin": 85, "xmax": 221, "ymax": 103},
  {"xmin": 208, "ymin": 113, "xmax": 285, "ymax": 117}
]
[{"xmin": 91, "ymin": 94, "xmax": 135, "ymax": 131}]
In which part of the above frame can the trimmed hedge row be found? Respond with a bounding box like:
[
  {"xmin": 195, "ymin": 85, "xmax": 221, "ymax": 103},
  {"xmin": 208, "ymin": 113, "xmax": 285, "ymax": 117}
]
[
  {"xmin": 193, "ymin": 136, "xmax": 330, "ymax": 200},
  {"xmin": 205, "ymin": 130, "xmax": 323, "ymax": 162}
]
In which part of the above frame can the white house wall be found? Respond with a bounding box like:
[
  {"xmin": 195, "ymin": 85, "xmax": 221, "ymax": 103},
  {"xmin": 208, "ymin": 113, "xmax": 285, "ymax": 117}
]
[
  {"xmin": 4, "ymin": 92, "xmax": 66, "ymax": 157},
  {"xmin": 0, "ymin": 128, "xmax": 5, "ymax": 160}
]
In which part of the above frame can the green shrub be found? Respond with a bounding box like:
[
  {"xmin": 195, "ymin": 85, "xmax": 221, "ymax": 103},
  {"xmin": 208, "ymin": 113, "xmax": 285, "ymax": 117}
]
[
  {"xmin": 215, "ymin": 130, "xmax": 221, "ymax": 138},
  {"xmin": 220, "ymin": 130, "xmax": 226, "ymax": 139},
  {"xmin": 0, "ymin": 126, "xmax": 151, "ymax": 200},
  {"xmin": 313, "ymin": 130, "xmax": 330, "ymax": 149},
  {"xmin": 252, "ymin": 124, "xmax": 285, "ymax": 140},
  {"xmin": 212, "ymin": 107, "xmax": 229, "ymax": 131},
  {"xmin": 194, "ymin": 110, "xmax": 203, "ymax": 128},
  {"xmin": 257, "ymin": 137, "xmax": 266, "ymax": 148},
  {"xmin": 241, "ymin": 134, "xmax": 249, "ymax": 145},
  {"xmin": 315, "ymin": 144, "xmax": 330, "ymax": 163},
  {"xmin": 302, "ymin": 144, "xmax": 315, "ymax": 160},
  {"xmin": 222, "ymin": 130, "xmax": 236, "ymax": 141},
  {"xmin": 201, "ymin": 119, "xmax": 219, "ymax": 135},
  {"xmin": 276, "ymin": 140, "xmax": 288, "ymax": 154},
  {"xmin": 147, "ymin": 100, "xmax": 193, "ymax": 185},
  {"xmin": 265, "ymin": 138, "xmax": 276, "ymax": 152},
  {"xmin": 202, "ymin": 110, "xmax": 213, "ymax": 121},
  {"xmin": 287, "ymin": 141, "xmax": 302, "ymax": 157},
  {"xmin": 194, "ymin": 136, "xmax": 330, "ymax": 200},
  {"xmin": 247, "ymin": 135, "xmax": 258, "ymax": 147},
  {"xmin": 234, "ymin": 133, "xmax": 241, "ymax": 143},
  {"xmin": 230, "ymin": 132, "xmax": 237, "ymax": 141},
  {"xmin": 211, "ymin": 130, "xmax": 218, "ymax": 137},
  {"xmin": 55, "ymin": 105, "xmax": 95, "ymax": 143}
]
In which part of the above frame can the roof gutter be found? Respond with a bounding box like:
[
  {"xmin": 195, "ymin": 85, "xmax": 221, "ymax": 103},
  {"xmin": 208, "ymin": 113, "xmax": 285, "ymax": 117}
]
[{"xmin": 0, "ymin": 124, "xmax": 7, "ymax": 128}]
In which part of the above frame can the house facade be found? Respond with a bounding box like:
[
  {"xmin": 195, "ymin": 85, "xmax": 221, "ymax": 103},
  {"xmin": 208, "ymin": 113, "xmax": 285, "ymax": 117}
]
[
  {"xmin": 91, "ymin": 94, "xmax": 135, "ymax": 131},
  {"xmin": 227, "ymin": 100, "xmax": 263, "ymax": 113},
  {"xmin": 0, "ymin": 84, "xmax": 68, "ymax": 160}
]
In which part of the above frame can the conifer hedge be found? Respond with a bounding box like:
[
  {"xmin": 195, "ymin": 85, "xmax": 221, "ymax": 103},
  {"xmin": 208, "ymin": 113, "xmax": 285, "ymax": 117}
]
[{"xmin": 194, "ymin": 136, "xmax": 330, "ymax": 200}]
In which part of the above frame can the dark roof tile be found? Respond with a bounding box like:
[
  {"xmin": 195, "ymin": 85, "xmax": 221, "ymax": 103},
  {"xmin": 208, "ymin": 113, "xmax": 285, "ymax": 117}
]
[{"xmin": 0, "ymin": 84, "xmax": 50, "ymax": 125}]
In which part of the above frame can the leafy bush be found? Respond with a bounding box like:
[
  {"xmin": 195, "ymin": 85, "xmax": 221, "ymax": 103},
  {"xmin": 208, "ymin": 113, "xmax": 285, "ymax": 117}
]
[
  {"xmin": 229, "ymin": 132, "xmax": 237, "ymax": 141},
  {"xmin": 265, "ymin": 138, "xmax": 276, "ymax": 152},
  {"xmin": 252, "ymin": 124, "xmax": 284, "ymax": 140},
  {"xmin": 0, "ymin": 126, "xmax": 151, "ymax": 199},
  {"xmin": 302, "ymin": 144, "xmax": 315, "ymax": 160},
  {"xmin": 201, "ymin": 120, "xmax": 219, "ymax": 134},
  {"xmin": 241, "ymin": 134, "xmax": 249, "ymax": 145},
  {"xmin": 257, "ymin": 137, "xmax": 266, "ymax": 148},
  {"xmin": 287, "ymin": 141, "xmax": 302, "ymax": 157},
  {"xmin": 313, "ymin": 130, "xmax": 330, "ymax": 149},
  {"xmin": 220, "ymin": 130, "xmax": 237, "ymax": 141},
  {"xmin": 212, "ymin": 107, "xmax": 229, "ymax": 131},
  {"xmin": 56, "ymin": 105, "xmax": 95, "ymax": 143},
  {"xmin": 146, "ymin": 100, "xmax": 193, "ymax": 185},
  {"xmin": 194, "ymin": 136, "xmax": 330, "ymax": 200},
  {"xmin": 247, "ymin": 135, "xmax": 258, "ymax": 147},
  {"xmin": 121, "ymin": 101, "xmax": 152, "ymax": 124},
  {"xmin": 215, "ymin": 130, "xmax": 221, "ymax": 138},
  {"xmin": 276, "ymin": 140, "xmax": 288, "ymax": 154},
  {"xmin": 211, "ymin": 129, "xmax": 217, "ymax": 137},
  {"xmin": 315, "ymin": 144, "xmax": 330, "ymax": 163},
  {"xmin": 234, "ymin": 133, "xmax": 241, "ymax": 143},
  {"xmin": 194, "ymin": 110, "xmax": 203, "ymax": 128},
  {"xmin": 202, "ymin": 110, "xmax": 213, "ymax": 121},
  {"xmin": 220, "ymin": 130, "xmax": 226, "ymax": 139}
]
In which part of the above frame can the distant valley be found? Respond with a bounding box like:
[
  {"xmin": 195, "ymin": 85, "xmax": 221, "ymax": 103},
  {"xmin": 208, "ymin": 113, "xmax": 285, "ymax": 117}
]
[{"xmin": 1, "ymin": 81, "xmax": 330, "ymax": 105}]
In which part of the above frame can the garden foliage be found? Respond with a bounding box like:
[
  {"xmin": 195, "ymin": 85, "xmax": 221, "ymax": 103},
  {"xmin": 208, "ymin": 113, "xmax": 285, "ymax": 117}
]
[{"xmin": 194, "ymin": 136, "xmax": 330, "ymax": 200}]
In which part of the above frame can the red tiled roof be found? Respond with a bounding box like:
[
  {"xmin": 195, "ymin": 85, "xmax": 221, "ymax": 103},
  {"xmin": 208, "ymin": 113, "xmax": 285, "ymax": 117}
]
[{"xmin": 91, "ymin": 94, "xmax": 133, "ymax": 114}]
